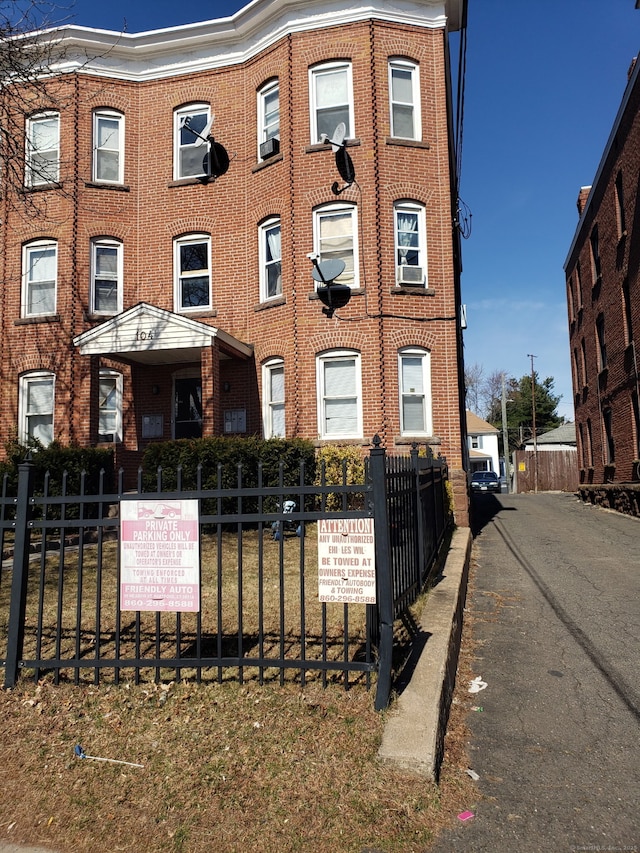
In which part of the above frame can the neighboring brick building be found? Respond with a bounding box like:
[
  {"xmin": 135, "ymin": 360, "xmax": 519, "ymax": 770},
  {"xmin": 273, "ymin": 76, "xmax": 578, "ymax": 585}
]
[
  {"xmin": 0, "ymin": 0, "xmax": 469, "ymax": 523},
  {"xmin": 564, "ymin": 55, "xmax": 640, "ymax": 490}
]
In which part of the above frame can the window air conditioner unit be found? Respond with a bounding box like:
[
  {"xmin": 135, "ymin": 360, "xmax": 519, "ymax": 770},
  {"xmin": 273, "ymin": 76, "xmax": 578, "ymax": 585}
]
[
  {"xmin": 397, "ymin": 265, "xmax": 424, "ymax": 286},
  {"xmin": 260, "ymin": 137, "xmax": 280, "ymax": 160}
]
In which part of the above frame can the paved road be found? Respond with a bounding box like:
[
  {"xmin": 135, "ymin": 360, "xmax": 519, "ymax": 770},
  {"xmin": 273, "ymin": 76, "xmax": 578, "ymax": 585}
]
[{"xmin": 431, "ymin": 492, "xmax": 640, "ymax": 853}]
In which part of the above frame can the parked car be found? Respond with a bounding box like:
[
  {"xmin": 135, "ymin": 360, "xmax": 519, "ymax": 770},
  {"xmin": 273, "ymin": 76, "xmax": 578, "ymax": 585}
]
[{"xmin": 470, "ymin": 471, "xmax": 501, "ymax": 494}]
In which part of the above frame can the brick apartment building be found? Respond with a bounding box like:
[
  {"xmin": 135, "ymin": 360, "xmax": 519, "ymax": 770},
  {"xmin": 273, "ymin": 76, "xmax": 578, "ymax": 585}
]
[
  {"xmin": 564, "ymin": 54, "xmax": 640, "ymax": 489},
  {"xmin": 0, "ymin": 0, "xmax": 469, "ymax": 523}
]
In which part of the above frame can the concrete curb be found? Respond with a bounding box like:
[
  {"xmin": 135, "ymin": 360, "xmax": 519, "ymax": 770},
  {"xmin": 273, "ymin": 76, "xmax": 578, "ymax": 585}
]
[{"xmin": 377, "ymin": 526, "xmax": 472, "ymax": 781}]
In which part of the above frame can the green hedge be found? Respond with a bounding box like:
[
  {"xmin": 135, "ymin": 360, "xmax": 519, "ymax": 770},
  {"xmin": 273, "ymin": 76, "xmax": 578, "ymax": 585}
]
[
  {"xmin": 141, "ymin": 437, "xmax": 317, "ymax": 512},
  {"xmin": 0, "ymin": 440, "xmax": 114, "ymax": 497}
]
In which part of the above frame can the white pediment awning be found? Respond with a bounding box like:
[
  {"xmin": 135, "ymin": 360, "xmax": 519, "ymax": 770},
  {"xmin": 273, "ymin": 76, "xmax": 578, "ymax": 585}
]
[{"xmin": 73, "ymin": 303, "xmax": 253, "ymax": 365}]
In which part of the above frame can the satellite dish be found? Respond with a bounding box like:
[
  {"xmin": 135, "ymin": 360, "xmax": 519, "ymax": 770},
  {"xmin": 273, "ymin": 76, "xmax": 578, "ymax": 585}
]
[
  {"xmin": 322, "ymin": 122, "xmax": 355, "ymax": 195},
  {"xmin": 308, "ymin": 254, "xmax": 351, "ymax": 317},
  {"xmin": 202, "ymin": 141, "xmax": 230, "ymax": 180},
  {"xmin": 193, "ymin": 115, "xmax": 214, "ymax": 147},
  {"xmin": 311, "ymin": 258, "xmax": 346, "ymax": 284},
  {"xmin": 335, "ymin": 147, "xmax": 355, "ymax": 185},
  {"xmin": 329, "ymin": 121, "xmax": 346, "ymax": 152},
  {"xmin": 316, "ymin": 284, "xmax": 352, "ymax": 318}
]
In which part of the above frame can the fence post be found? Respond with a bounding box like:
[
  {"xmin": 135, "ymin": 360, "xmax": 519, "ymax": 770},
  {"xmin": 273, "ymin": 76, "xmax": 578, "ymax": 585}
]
[
  {"xmin": 370, "ymin": 436, "xmax": 393, "ymax": 711},
  {"xmin": 411, "ymin": 443, "xmax": 427, "ymax": 584},
  {"xmin": 4, "ymin": 458, "xmax": 35, "ymax": 688}
]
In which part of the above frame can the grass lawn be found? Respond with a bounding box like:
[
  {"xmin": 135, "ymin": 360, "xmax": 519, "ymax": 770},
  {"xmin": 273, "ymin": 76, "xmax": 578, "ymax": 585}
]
[{"xmin": 0, "ymin": 528, "xmax": 479, "ymax": 852}]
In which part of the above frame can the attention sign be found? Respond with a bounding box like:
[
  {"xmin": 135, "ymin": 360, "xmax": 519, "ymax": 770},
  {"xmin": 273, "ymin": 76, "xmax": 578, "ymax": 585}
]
[
  {"xmin": 120, "ymin": 499, "xmax": 200, "ymax": 612},
  {"xmin": 317, "ymin": 517, "xmax": 376, "ymax": 604}
]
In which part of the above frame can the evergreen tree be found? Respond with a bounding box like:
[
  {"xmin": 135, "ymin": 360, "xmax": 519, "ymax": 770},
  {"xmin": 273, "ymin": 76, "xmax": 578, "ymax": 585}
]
[{"xmin": 490, "ymin": 372, "xmax": 562, "ymax": 452}]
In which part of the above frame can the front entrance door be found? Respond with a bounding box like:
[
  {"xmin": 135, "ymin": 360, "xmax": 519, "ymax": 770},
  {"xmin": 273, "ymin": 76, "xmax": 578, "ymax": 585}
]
[{"xmin": 174, "ymin": 377, "xmax": 203, "ymax": 439}]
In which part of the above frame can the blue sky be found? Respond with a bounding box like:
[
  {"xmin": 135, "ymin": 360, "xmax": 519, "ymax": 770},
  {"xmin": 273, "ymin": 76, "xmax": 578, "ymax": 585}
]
[{"xmin": 63, "ymin": 0, "xmax": 639, "ymax": 421}]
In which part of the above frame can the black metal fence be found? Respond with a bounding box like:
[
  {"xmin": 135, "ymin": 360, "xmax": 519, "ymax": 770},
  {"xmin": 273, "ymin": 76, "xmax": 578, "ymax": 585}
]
[{"xmin": 0, "ymin": 439, "xmax": 449, "ymax": 710}]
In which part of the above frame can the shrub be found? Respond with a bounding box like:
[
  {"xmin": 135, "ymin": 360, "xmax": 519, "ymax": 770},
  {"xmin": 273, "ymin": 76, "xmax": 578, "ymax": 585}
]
[
  {"xmin": 314, "ymin": 445, "xmax": 366, "ymax": 511},
  {"xmin": 0, "ymin": 439, "xmax": 114, "ymax": 497},
  {"xmin": 141, "ymin": 437, "xmax": 317, "ymax": 516}
]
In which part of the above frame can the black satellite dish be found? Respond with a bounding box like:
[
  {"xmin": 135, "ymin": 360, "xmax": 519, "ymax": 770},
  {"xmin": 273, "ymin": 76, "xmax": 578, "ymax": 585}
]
[
  {"xmin": 203, "ymin": 141, "xmax": 229, "ymax": 180},
  {"xmin": 309, "ymin": 256, "xmax": 351, "ymax": 318},
  {"xmin": 322, "ymin": 121, "xmax": 356, "ymax": 196}
]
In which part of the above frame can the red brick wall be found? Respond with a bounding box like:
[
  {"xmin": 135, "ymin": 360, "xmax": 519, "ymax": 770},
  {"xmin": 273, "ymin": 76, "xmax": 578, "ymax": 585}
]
[
  {"xmin": 0, "ymin": 18, "xmax": 467, "ymax": 520},
  {"xmin": 566, "ymin": 67, "xmax": 640, "ymax": 484}
]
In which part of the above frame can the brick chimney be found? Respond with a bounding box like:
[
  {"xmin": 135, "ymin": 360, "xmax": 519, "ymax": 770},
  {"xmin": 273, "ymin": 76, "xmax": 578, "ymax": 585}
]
[{"xmin": 576, "ymin": 186, "xmax": 591, "ymax": 215}]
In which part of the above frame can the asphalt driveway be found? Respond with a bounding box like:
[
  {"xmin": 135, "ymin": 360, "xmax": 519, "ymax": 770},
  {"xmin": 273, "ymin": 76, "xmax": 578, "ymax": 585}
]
[{"xmin": 431, "ymin": 492, "xmax": 640, "ymax": 853}]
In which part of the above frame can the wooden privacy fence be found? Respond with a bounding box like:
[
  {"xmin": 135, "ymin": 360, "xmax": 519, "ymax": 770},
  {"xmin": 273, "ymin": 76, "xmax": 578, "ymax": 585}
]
[
  {"xmin": 0, "ymin": 439, "xmax": 450, "ymax": 710},
  {"xmin": 513, "ymin": 449, "xmax": 579, "ymax": 493}
]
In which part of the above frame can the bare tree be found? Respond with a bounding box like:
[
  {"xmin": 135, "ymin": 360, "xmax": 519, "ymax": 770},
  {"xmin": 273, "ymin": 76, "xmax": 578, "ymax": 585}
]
[
  {"xmin": 0, "ymin": 3, "xmax": 72, "ymax": 200},
  {"xmin": 464, "ymin": 361, "xmax": 484, "ymax": 415}
]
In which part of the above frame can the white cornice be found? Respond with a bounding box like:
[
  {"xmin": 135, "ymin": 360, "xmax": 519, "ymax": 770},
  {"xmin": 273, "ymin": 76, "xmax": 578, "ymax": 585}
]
[{"xmin": 32, "ymin": 0, "xmax": 459, "ymax": 82}]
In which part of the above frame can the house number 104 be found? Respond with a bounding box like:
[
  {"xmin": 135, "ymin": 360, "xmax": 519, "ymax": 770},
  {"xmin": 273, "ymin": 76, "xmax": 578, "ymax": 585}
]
[{"xmin": 135, "ymin": 329, "xmax": 155, "ymax": 341}]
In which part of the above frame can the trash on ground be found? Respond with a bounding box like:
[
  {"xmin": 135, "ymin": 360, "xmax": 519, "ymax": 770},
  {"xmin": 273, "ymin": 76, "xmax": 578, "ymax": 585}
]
[
  {"xmin": 74, "ymin": 744, "xmax": 144, "ymax": 768},
  {"xmin": 468, "ymin": 675, "xmax": 487, "ymax": 693},
  {"xmin": 471, "ymin": 705, "xmax": 483, "ymax": 712},
  {"xmin": 458, "ymin": 810, "xmax": 475, "ymax": 822},
  {"xmin": 466, "ymin": 768, "xmax": 480, "ymax": 781}
]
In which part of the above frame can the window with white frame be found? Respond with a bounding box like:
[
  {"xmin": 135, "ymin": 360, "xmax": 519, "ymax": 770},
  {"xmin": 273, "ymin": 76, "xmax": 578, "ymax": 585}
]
[
  {"xmin": 174, "ymin": 234, "xmax": 211, "ymax": 311},
  {"xmin": 174, "ymin": 104, "xmax": 210, "ymax": 180},
  {"xmin": 317, "ymin": 349, "xmax": 362, "ymax": 438},
  {"xmin": 262, "ymin": 358, "xmax": 285, "ymax": 438},
  {"xmin": 91, "ymin": 238, "xmax": 122, "ymax": 315},
  {"xmin": 26, "ymin": 111, "xmax": 59, "ymax": 186},
  {"xmin": 314, "ymin": 203, "xmax": 358, "ymax": 287},
  {"xmin": 93, "ymin": 109, "xmax": 124, "ymax": 184},
  {"xmin": 399, "ymin": 347, "xmax": 432, "ymax": 435},
  {"xmin": 395, "ymin": 200, "xmax": 426, "ymax": 286},
  {"xmin": 310, "ymin": 61, "xmax": 354, "ymax": 144},
  {"xmin": 258, "ymin": 80, "xmax": 280, "ymax": 159},
  {"xmin": 19, "ymin": 371, "xmax": 54, "ymax": 446},
  {"xmin": 22, "ymin": 239, "xmax": 57, "ymax": 317},
  {"xmin": 98, "ymin": 370, "xmax": 122, "ymax": 443},
  {"xmin": 389, "ymin": 58, "xmax": 420, "ymax": 140},
  {"xmin": 259, "ymin": 218, "xmax": 282, "ymax": 301}
]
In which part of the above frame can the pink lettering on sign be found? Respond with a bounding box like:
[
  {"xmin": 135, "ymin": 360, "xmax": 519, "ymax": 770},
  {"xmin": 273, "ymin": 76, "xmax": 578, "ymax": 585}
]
[{"xmin": 120, "ymin": 500, "xmax": 200, "ymax": 612}]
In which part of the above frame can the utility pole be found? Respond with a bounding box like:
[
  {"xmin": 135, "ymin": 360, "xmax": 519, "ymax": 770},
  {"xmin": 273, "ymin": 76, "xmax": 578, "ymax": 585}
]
[
  {"xmin": 501, "ymin": 373, "xmax": 510, "ymax": 494},
  {"xmin": 527, "ymin": 353, "xmax": 538, "ymax": 493}
]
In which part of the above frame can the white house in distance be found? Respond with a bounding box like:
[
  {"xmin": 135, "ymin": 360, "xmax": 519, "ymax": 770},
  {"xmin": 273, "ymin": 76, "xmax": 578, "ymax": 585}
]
[
  {"xmin": 466, "ymin": 411, "xmax": 500, "ymax": 474},
  {"xmin": 523, "ymin": 422, "xmax": 577, "ymax": 451}
]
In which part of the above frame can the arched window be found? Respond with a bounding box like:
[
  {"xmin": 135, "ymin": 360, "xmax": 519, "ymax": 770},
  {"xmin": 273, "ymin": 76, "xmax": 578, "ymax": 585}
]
[
  {"xmin": 309, "ymin": 61, "xmax": 354, "ymax": 144},
  {"xmin": 19, "ymin": 371, "xmax": 55, "ymax": 446},
  {"xmin": 259, "ymin": 218, "xmax": 282, "ymax": 301},
  {"xmin": 388, "ymin": 58, "xmax": 421, "ymax": 140},
  {"xmin": 394, "ymin": 200, "xmax": 427, "ymax": 287},
  {"xmin": 91, "ymin": 237, "xmax": 123, "ymax": 315},
  {"xmin": 93, "ymin": 109, "xmax": 124, "ymax": 184},
  {"xmin": 398, "ymin": 347, "xmax": 432, "ymax": 436},
  {"xmin": 313, "ymin": 202, "xmax": 359, "ymax": 288},
  {"xmin": 22, "ymin": 239, "xmax": 57, "ymax": 317},
  {"xmin": 316, "ymin": 349, "xmax": 362, "ymax": 439},
  {"xmin": 173, "ymin": 103, "xmax": 211, "ymax": 180},
  {"xmin": 174, "ymin": 234, "xmax": 212, "ymax": 312},
  {"xmin": 257, "ymin": 79, "xmax": 280, "ymax": 160},
  {"xmin": 262, "ymin": 358, "xmax": 285, "ymax": 438},
  {"xmin": 25, "ymin": 111, "xmax": 59, "ymax": 186},
  {"xmin": 98, "ymin": 369, "xmax": 122, "ymax": 443}
]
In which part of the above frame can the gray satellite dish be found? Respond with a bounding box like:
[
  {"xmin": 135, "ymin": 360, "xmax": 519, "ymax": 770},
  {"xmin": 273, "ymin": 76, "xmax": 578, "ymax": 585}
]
[
  {"xmin": 194, "ymin": 115, "xmax": 214, "ymax": 147},
  {"xmin": 327, "ymin": 121, "xmax": 346, "ymax": 152},
  {"xmin": 311, "ymin": 258, "xmax": 346, "ymax": 284}
]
